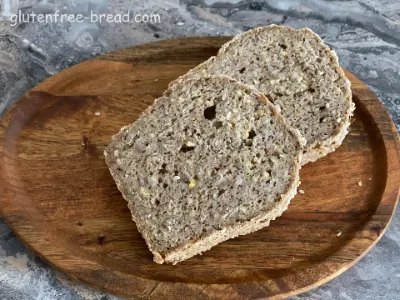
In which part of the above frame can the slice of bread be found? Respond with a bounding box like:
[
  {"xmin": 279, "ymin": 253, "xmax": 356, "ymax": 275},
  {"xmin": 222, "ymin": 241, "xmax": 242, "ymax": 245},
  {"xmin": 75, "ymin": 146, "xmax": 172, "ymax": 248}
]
[
  {"xmin": 105, "ymin": 76, "xmax": 305, "ymax": 264},
  {"xmin": 176, "ymin": 25, "xmax": 354, "ymax": 164}
]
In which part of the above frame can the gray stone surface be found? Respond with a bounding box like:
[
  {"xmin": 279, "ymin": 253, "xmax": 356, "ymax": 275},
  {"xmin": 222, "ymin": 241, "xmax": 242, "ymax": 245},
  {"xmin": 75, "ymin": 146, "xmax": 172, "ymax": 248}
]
[{"xmin": 0, "ymin": 0, "xmax": 399, "ymax": 299}]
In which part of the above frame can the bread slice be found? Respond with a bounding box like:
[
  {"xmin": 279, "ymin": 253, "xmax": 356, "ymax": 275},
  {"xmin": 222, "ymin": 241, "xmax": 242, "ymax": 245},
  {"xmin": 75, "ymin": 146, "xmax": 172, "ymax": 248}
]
[
  {"xmin": 104, "ymin": 76, "xmax": 305, "ymax": 264},
  {"xmin": 176, "ymin": 25, "xmax": 354, "ymax": 164}
]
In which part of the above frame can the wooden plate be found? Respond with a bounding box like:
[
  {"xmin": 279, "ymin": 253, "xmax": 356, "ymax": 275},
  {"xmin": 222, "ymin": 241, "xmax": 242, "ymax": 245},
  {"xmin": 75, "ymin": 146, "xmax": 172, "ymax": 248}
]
[{"xmin": 0, "ymin": 37, "xmax": 399, "ymax": 300}]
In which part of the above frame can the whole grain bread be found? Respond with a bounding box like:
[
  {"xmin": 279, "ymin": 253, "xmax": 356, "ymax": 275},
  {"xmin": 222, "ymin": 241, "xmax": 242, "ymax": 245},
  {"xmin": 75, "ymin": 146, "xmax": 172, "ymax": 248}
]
[
  {"xmin": 104, "ymin": 76, "xmax": 305, "ymax": 264},
  {"xmin": 175, "ymin": 25, "xmax": 354, "ymax": 164}
]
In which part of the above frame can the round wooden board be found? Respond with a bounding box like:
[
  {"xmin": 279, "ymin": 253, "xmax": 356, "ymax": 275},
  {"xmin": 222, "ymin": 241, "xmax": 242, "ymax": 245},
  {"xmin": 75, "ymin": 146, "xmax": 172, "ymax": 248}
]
[{"xmin": 0, "ymin": 37, "xmax": 399, "ymax": 300}]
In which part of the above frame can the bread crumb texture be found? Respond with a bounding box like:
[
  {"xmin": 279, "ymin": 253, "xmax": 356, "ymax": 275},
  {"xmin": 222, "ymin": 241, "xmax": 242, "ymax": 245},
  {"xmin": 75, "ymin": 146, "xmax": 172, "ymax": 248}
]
[{"xmin": 105, "ymin": 76, "xmax": 303, "ymax": 263}]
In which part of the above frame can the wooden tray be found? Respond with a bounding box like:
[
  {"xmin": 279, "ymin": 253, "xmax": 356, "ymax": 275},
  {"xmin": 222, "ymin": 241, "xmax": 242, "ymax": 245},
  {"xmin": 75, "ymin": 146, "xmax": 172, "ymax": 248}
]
[{"xmin": 0, "ymin": 37, "xmax": 399, "ymax": 300}]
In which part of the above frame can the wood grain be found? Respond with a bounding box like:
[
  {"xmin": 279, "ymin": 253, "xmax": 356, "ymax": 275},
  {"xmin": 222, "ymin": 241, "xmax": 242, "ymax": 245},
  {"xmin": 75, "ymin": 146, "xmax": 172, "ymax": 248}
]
[{"xmin": 0, "ymin": 37, "xmax": 399, "ymax": 300}]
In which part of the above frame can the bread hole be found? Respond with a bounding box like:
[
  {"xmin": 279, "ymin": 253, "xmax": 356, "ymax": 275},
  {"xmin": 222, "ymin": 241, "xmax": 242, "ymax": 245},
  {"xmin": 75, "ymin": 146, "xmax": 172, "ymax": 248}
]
[
  {"xmin": 248, "ymin": 129, "xmax": 256, "ymax": 139},
  {"xmin": 258, "ymin": 199, "xmax": 262, "ymax": 204},
  {"xmin": 155, "ymin": 199, "xmax": 160, "ymax": 206},
  {"xmin": 204, "ymin": 105, "xmax": 216, "ymax": 120},
  {"xmin": 239, "ymin": 67, "xmax": 246, "ymax": 74},
  {"xmin": 159, "ymin": 163, "xmax": 167, "ymax": 174},
  {"xmin": 303, "ymin": 38, "xmax": 306, "ymax": 42},
  {"xmin": 256, "ymin": 153, "xmax": 261, "ymax": 158},
  {"xmin": 316, "ymin": 57, "xmax": 322, "ymax": 63},
  {"xmin": 213, "ymin": 121, "xmax": 223, "ymax": 129},
  {"xmin": 279, "ymin": 43, "xmax": 287, "ymax": 49},
  {"xmin": 319, "ymin": 106, "xmax": 326, "ymax": 110},
  {"xmin": 308, "ymin": 87, "xmax": 315, "ymax": 93},
  {"xmin": 256, "ymin": 57, "xmax": 260, "ymax": 61},
  {"xmin": 319, "ymin": 117, "xmax": 324, "ymax": 123},
  {"xmin": 213, "ymin": 225, "xmax": 223, "ymax": 231},
  {"xmin": 180, "ymin": 145, "xmax": 195, "ymax": 152},
  {"xmin": 194, "ymin": 175, "xmax": 199, "ymax": 180},
  {"xmin": 158, "ymin": 177, "xmax": 163, "ymax": 183},
  {"xmin": 275, "ymin": 92, "xmax": 283, "ymax": 97},
  {"xmin": 245, "ymin": 140, "xmax": 253, "ymax": 147},
  {"xmin": 163, "ymin": 183, "xmax": 168, "ymax": 188}
]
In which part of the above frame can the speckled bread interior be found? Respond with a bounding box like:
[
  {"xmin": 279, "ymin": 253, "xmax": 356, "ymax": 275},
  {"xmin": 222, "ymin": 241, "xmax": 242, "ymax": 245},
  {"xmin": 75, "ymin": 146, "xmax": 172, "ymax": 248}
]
[{"xmin": 104, "ymin": 76, "xmax": 304, "ymax": 264}]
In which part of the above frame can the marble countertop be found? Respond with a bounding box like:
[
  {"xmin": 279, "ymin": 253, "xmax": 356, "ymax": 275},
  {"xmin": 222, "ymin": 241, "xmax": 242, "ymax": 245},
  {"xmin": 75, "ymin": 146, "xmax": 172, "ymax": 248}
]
[{"xmin": 0, "ymin": 1, "xmax": 399, "ymax": 299}]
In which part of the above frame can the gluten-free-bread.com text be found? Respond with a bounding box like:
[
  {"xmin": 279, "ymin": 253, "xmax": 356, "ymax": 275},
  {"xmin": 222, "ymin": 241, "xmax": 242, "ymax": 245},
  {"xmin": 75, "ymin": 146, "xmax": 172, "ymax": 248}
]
[{"xmin": 9, "ymin": 10, "xmax": 161, "ymax": 26}]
